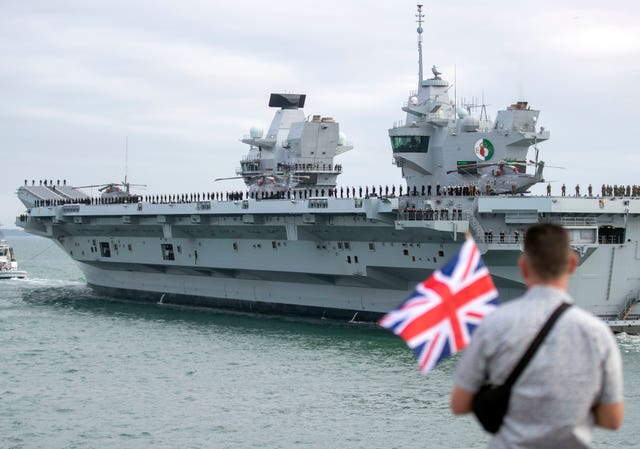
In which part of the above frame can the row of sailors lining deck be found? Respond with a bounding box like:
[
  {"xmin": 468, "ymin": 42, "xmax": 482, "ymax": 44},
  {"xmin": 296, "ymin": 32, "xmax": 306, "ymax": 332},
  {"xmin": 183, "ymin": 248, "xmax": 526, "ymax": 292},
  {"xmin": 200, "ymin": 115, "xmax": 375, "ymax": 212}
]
[
  {"xmin": 24, "ymin": 179, "xmax": 640, "ymax": 201},
  {"xmin": 23, "ymin": 178, "xmax": 640, "ymax": 211},
  {"xmin": 25, "ymin": 183, "xmax": 482, "ymax": 207},
  {"xmin": 24, "ymin": 179, "xmax": 68, "ymax": 186},
  {"xmin": 32, "ymin": 196, "xmax": 142, "ymax": 207},
  {"xmin": 601, "ymin": 184, "xmax": 640, "ymax": 197},
  {"xmin": 26, "ymin": 184, "xmax": 640, "ymax": 208},
  {"xmin": 273, "ymin": 163, "xmax": 343, "ymax": 172},
  {"xmin": 551, "ymin": 184, "xmax": 640, "ymax": 197},
  {"xmin": 26, "ymin": 183, "xmax": 482, "ymax": 208}
]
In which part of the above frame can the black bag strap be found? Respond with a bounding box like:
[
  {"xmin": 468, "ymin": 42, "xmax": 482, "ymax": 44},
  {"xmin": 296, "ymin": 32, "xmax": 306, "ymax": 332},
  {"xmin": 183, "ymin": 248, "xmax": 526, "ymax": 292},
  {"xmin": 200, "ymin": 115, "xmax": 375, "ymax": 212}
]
[{"xmin": 504, "ymin": 302, "xmax": 571, "ymax": 388}]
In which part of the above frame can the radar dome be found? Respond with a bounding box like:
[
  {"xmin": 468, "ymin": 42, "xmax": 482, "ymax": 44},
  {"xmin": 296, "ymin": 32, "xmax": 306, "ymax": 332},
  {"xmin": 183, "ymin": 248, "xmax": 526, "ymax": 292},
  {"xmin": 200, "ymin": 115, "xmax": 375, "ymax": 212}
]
[
  {"xmin": 457, "ymin": 109, "xmax": 469, "ymax": 119},
  {"xmin": 338, "ymin": 132, "xmax": 347, "ymax": 146},
  {"xmin": 249, "ymin": 126, "xmax": 264, "ymax": 139}
]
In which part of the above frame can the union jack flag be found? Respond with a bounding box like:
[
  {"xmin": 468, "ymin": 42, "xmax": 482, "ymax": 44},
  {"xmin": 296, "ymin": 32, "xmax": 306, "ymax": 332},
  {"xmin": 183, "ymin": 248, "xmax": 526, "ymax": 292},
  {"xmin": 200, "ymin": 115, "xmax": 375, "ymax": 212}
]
[{"xmin": 379, "ymin": 237, "xmax": 498, "ymax": 374}]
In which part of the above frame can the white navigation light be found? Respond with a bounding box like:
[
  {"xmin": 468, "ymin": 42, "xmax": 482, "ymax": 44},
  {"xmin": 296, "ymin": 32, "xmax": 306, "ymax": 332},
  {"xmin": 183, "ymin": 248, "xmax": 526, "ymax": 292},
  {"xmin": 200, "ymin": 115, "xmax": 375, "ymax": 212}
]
[
  {"xmin": 339, "ymin": 132, "xmax": 347, "ymax": 146},
  {"xmin": 249, "ymin": 126, "xmax": 264, "ymax": 139},
  {"xmin": 410, "ymin": 96, "xmax": 418, "ymax": 105}
]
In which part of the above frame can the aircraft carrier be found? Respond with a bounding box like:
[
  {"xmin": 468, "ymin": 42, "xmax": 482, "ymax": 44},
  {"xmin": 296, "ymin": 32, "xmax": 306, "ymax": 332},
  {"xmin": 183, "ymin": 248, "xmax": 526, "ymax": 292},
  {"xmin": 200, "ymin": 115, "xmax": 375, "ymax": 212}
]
[{"xmin": 15, "ymin": 6, "xmax": 640, "ymax": 332}]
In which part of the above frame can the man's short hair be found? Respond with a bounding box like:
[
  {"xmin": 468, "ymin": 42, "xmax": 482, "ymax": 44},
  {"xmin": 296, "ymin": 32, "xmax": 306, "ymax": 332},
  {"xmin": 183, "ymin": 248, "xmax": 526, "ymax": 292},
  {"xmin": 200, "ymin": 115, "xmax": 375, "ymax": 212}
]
[{"xmin": 524, "ymin": 223, "xmax": 571, "ymax": 280}]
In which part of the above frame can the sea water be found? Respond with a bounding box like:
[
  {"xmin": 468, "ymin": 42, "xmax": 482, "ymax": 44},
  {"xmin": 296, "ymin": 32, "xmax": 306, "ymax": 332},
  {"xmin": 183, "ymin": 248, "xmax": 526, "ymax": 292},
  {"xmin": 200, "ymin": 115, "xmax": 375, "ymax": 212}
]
[{"xmin": 1, "ymin": 236, "xmax": 638, "ymax": 449}]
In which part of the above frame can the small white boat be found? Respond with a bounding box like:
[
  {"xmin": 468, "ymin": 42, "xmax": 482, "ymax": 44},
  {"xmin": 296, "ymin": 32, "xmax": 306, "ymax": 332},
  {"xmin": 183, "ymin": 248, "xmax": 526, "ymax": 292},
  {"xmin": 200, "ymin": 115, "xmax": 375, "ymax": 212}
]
[{"xmin": 0, "ymin": 239, "xmax": 26, "ymax": 279}]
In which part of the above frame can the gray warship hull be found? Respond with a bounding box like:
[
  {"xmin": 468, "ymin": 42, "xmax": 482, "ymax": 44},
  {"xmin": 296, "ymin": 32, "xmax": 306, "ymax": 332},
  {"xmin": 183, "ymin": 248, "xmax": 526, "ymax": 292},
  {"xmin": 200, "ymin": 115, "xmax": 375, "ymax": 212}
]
[{"xmin": 16, "ymin": 194, "xmax": 640, "ymax": 326}]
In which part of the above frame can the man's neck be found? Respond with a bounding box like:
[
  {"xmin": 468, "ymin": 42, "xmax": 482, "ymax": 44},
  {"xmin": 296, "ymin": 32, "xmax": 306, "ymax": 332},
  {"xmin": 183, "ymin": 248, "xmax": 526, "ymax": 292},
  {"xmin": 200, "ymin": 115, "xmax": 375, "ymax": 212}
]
[{"xmin": 526, "ymin": 277, "xmax": 569, "ymax": 291}]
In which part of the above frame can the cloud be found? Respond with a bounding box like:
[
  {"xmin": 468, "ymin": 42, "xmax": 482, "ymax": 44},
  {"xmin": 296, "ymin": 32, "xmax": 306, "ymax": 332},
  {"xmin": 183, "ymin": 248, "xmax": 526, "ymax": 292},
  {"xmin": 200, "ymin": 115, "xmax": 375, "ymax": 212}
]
[{"xmin": 551, "ymin": 25, "xmax": 640, "ymax": 58}]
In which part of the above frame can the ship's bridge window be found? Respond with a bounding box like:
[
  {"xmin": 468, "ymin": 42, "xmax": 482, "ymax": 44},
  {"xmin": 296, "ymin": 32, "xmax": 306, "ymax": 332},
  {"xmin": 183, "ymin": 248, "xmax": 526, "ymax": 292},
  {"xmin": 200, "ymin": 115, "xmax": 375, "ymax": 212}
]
[{"xmin": 390, "ymin": 136, "xmax": 429, "ymax": 153}]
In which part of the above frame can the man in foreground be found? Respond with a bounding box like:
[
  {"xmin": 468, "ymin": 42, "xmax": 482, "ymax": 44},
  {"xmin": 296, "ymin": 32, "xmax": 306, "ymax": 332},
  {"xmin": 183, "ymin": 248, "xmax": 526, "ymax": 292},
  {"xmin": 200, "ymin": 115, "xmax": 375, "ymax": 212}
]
[{"xmin": 450, "ymin": 223, "xmax": 624, "ymax": 448}]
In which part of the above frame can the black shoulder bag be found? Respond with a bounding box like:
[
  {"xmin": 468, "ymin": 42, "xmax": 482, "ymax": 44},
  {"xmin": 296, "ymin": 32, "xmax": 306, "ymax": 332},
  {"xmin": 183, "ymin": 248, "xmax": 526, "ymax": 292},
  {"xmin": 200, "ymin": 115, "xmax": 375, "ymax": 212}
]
[{"xmin": 471, "ymin": 302, "xmax": 571, "ymax": 434}]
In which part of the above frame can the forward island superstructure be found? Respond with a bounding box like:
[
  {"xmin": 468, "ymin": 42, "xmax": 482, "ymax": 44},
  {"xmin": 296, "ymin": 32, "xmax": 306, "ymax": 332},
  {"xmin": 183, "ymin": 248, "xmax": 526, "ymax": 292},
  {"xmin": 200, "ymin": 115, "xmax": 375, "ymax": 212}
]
[{"xmin": 15, "ymin": 5, "xmax": 639, "ymax": 331}]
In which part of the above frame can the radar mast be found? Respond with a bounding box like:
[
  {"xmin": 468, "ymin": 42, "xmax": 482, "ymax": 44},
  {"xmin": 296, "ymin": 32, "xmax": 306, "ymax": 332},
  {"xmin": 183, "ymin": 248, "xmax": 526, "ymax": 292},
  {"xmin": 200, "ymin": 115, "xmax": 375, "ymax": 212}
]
[{"xmin": 416, "ymin": 4, "xmax": 425, "ymax": 87}]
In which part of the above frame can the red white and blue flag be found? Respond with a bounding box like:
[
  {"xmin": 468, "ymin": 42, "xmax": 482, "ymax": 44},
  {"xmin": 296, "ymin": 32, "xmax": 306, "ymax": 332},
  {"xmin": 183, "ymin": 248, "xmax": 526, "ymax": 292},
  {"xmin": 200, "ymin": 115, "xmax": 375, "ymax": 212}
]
[{"xmin": 379, "ymin": 237, "xmax": 498, "ymax": 374}]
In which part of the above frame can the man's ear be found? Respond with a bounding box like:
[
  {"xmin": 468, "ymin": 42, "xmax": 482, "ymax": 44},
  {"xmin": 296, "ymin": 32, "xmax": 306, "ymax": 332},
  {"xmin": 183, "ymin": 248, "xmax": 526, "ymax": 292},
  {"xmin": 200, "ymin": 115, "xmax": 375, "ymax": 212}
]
[
  {"xmin": 568, "ymin": 251, "xmax": 578, "ymax": 275},
  {"xmin": 518, "ymin": 254, "xmax": 528, "ymax": 282}
]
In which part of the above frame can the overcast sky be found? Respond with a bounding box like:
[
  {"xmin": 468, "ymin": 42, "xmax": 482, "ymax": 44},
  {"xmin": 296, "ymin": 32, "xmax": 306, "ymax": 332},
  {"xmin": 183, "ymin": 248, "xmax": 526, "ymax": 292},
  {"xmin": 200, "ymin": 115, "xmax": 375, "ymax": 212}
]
[{"xmin": 2, "ymin": 0, "xmax": 640, "ymax": 229}]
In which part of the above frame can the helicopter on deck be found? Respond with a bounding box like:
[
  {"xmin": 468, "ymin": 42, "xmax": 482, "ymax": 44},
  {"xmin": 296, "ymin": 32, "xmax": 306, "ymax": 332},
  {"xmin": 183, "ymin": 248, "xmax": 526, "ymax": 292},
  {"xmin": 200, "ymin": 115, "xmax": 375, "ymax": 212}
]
[
  {"xmin": 76, "ymin": 177, "xmax": 147, "ymax": 199},
  {"xmin": 215, "ymin": 172, "xmax": 311, "ymax": 194},
  {"xmin": 446, "ymin": 159, "xmax": 547, "ymax": 194}
]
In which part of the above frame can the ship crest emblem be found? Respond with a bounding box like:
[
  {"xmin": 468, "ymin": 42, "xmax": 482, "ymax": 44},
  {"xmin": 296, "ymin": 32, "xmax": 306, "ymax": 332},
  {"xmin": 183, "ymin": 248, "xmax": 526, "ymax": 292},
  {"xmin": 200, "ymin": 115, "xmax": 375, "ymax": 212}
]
[{"xmin": 474, "ymin": 138, "xmax": 494, "ymax": 161}]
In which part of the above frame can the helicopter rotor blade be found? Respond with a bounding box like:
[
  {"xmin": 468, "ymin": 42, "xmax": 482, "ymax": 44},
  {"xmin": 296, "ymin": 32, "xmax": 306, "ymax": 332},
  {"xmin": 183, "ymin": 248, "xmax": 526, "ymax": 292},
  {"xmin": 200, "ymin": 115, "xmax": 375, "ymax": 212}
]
[
  {"xmin": 214, "ymin": 176, "xmax": 244, "ymax": 182},
  {"xmin": 446, "ymin": 162, "xmax": 497, "ymax": 174},
  {"xmin": 529, "ymin": 160, "xmax": 565, "ymax": 169},
  {"xmin": 74, "ymin": 184, "xmax": 107, "ymax": 189}
]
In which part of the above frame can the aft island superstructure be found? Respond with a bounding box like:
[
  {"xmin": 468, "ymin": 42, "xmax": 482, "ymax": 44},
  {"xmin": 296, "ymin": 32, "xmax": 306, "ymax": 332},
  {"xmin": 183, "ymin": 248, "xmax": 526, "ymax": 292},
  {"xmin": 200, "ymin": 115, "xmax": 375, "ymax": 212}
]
[{"xmin": 15, "ymin": 5, "xmax": 639, "ymax": 330}]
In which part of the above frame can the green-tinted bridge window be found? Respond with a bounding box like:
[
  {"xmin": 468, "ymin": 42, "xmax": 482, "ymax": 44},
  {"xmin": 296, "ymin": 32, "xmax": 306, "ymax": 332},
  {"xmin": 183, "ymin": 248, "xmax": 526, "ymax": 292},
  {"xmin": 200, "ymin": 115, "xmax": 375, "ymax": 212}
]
[{"xmin": 390, "ymin": 136, "xmax": 429, "ymax": 153}]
